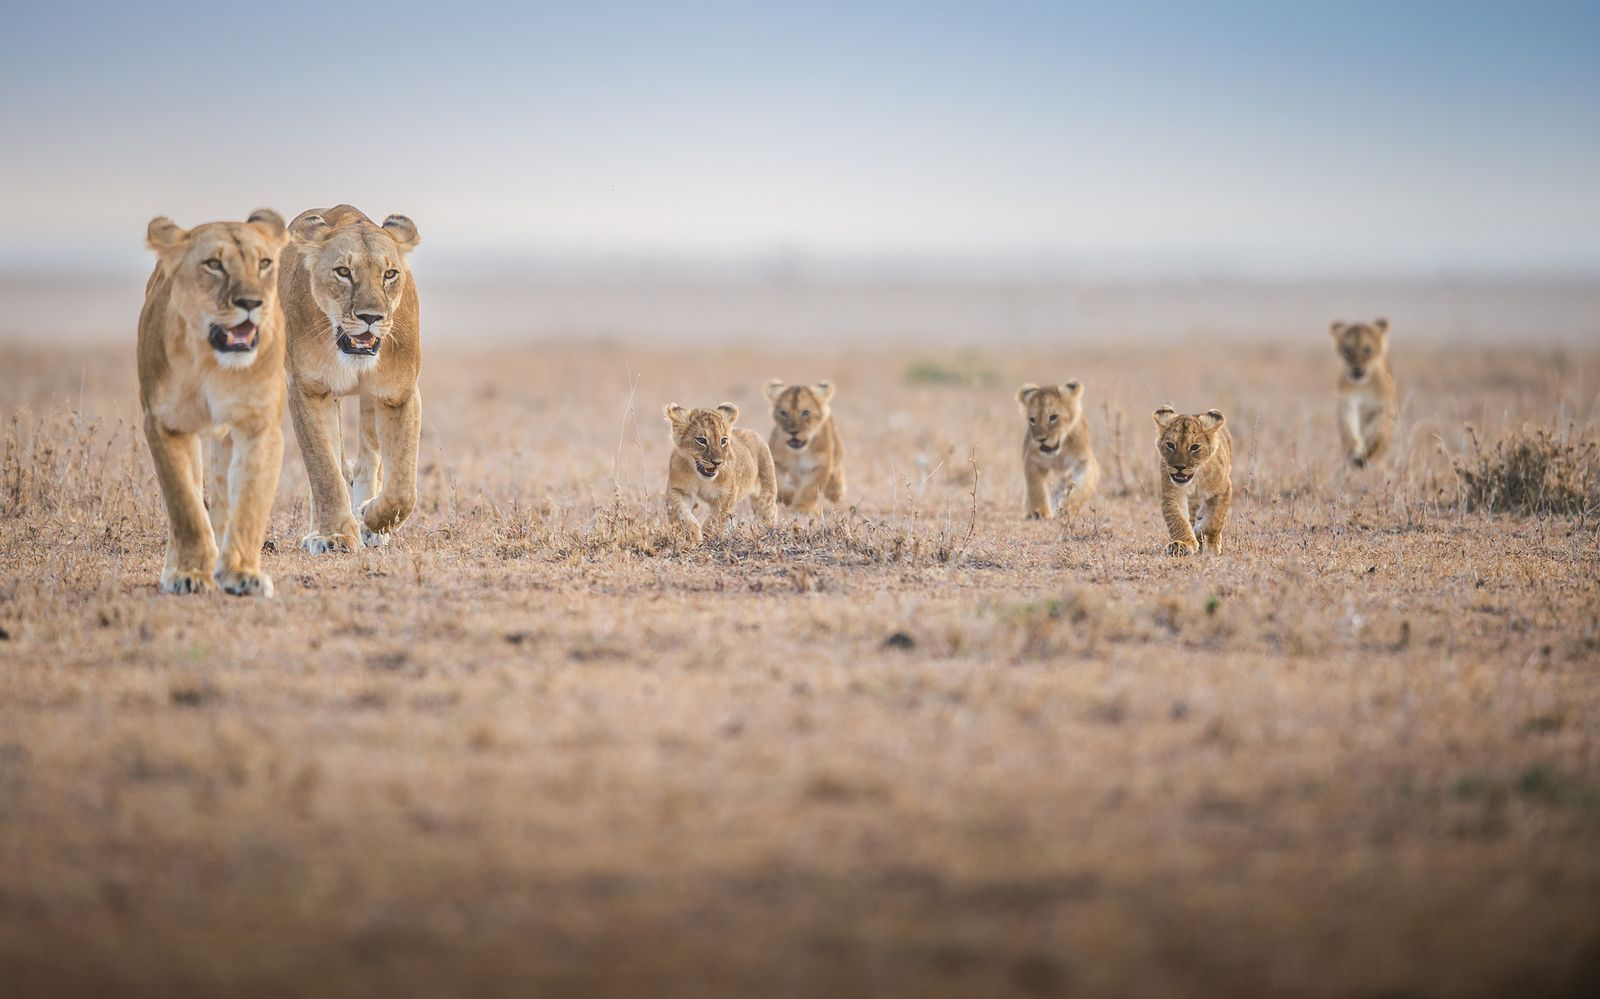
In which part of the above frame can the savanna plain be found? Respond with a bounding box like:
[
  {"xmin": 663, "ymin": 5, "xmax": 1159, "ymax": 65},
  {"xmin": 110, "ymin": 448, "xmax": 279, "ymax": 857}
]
[{"xmin": 2, "ymin": 321, "xmax": 1598, "ymax": 997}]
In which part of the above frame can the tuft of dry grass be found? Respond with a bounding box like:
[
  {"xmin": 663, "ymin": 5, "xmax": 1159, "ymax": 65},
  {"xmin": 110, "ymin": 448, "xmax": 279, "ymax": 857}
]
[{"xmin": 1454, "ymin": 424, "xmax": 1599, "ymax": 518}]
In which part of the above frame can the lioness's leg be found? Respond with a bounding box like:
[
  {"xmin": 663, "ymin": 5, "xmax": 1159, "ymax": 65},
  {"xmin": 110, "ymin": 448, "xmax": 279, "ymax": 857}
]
[
  {"xmin": 143, "ymin": 413, "xmax": 217, "ymax": 593},
  {"xmin": 1024, "ymin": 464, "xmax": 1053, "ymax": 519},
  {"xmin": 360, "ymin": 387, "xmax": 420, "ymax": 543},
  {"xmin": 1162, "ymin": 483, "xmax": 1198, "ymax": 556},
  {"xmin": 289, "ymin": 382, "xmax": 359, "ymax": 553},
  {"xmin": 216, "ymin": 416, "xmax": 284, "ymax": 597},
  {"xmin": 350, "ymin": 394, "xmax": 383, "ymax": 517},
  {"xmin": 666, "ymin": 488, "xmax": 702, "ymax": 544},
  {"xmin": 206, "ymin": 430, "xmax": 232, "ymax": 541}
]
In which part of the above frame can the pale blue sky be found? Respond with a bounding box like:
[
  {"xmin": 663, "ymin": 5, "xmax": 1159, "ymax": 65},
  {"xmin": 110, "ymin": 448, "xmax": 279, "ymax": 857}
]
[{"xmin": 1, "ymin": 1, "xmax": 1597, "ymax": 277}]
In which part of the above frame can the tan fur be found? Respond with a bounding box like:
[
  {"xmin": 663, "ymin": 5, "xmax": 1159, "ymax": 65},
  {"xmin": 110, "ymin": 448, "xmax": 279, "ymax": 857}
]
[
  {"xmin": 663, "ymin": 403, "xmax": 778, "ymax": 544},
  {"xmin": 1153, "ymin": 406, "xmax": 1233, "ymax": 556},
  {"xmin": 137, "ymin": 210, "xmax": 289, "ymax": 596},
  {"xmin": 1016, "ymin": 381, "xmax": 1100, "ymax": 518},
  {"xmin": 281, "ymin": 205, "xmax": 423, "ymax": 553},
  {"xmin": 1330, "ymin": 318, "xmax": 1398, "ymax": 468},
  {"xmin": 763, "ymin": 379, "xmax": 845, "ymax": 513}
]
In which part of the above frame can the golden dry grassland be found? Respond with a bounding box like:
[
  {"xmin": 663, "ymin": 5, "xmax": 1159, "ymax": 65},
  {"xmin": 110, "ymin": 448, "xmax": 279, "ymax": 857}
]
[{"xmin": 2, "ymin": 335, "xmax": 1598, "ymax": 997}]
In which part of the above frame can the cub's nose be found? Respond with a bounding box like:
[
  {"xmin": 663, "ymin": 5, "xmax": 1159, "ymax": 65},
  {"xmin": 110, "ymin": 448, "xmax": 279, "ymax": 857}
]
[
  {"xmin": 234, "ymin": 297, "xmax": 263, "ymax": 310},
  {"xmin": 356, "ymin": 312, "xmax": 385, "ymax": 325}
]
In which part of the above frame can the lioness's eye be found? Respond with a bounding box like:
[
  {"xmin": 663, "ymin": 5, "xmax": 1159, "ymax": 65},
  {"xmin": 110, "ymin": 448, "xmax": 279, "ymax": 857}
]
[
  {"xmin": 384, "ymin": 269, "xmax": 399, "ymax": 281},
  {"xmin": 203, "ymin": 259, "xmax": 223, "ymax": 273},
  {"xmin": 334, "ymin": 266, "xmax": 351, "ymax": 278},
  {"xmin": 258, "ymin": 258, "xmax": 272, "ymax": 271}
]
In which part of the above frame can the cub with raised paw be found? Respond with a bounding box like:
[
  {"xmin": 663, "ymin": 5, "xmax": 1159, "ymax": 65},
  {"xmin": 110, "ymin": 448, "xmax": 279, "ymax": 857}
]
[
  {"xmin": 764, "ymin": 379, "xmax": 845, "ymax": 513},
  {"xmin": 664, "ymin": 403, "xmax": 778, "ymax": 545},
  {"xmin": 1016, "ymin": 380, "xmax": 1100, "ymax": 519},
  {"xmin": 1330, "ymin": 318, "xmax": 1398, "ymax": 468},
  {"xmin": 137, "ymin": 209, "xmax": 289, "ymax": 596},
  {"xmin": 1153, "ymin": 405, "xmax": 1233, "ymax": 556}
]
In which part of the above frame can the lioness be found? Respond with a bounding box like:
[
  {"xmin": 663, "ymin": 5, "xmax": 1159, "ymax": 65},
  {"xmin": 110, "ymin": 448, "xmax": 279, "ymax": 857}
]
[
  {"xmin": 281, "ymin": 205, "xmax": 422, "ymax": 553},
  {"xmin": 1330, "ymin": 318, "xmax": 1398, "ymax": 468},
  {"xmin": 138, "ymin": 210, "xmax": 289, "ymax": 596},
  {"xmin": 664, "ymin": 403, "xmax": 778, "ymax": 545},
  {"xmin": 1016, "ymin": 380, "xmax": 1099, "ymax": 518},
  {"xmin": 763, "ymin": 379, "xmax": 845, "ymax": 513},
  {"xmin": 1153, "ymin": 406, "xmax": 1233, "ymax": 556}
]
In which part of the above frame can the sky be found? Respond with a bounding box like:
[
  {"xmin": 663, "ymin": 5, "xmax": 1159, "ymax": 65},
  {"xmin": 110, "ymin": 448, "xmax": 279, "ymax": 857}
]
[{"xmin": 1, "ymin": 0, "xmax": 1598, "ymax": 278}]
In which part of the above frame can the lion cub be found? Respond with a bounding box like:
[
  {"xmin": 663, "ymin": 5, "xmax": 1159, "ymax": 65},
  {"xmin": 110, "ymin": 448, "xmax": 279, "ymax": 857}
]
[
  {"xmin": 764, "ymin": 379, "xmax": 845, "ymax": 512},
  {"xmin": 138, "ymin": 210, "xmax": 289, "ymax": 597},
  {"xmin": 1153, "ymin": 406, "xmax": 1233, "ymax": 556},
  {"xmin": 664, "ymin": 403, "xmax": 778, "ymax": 544},
  {"xmin": 1330, "ymin": 318, "xmax": 1398, "ymax": 468},
  {"xmin": 1016, "ymin": 381, "xmax": 1100, "ymax": 518}
]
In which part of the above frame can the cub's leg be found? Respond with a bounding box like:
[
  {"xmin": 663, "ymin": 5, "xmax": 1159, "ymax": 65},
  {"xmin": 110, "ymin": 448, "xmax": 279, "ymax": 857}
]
[
  {"xmin": 1338, "ymin": 397, "xmax": 1366, "ymax": 468},
  {"xmin": 289, "ymin": 383, "xmax": 359, "ymax": 553},
  {"xmin": 1061, "ymin": 459, "xmax": 1099, "ymax": 516},
  {"xmin": 215, "ymin": 414, "xmax": 284, "ymax": 597},
  {"xmin": 666, "ymin": 487, "xmax": 703, "ymax": 545},
  {"xmin": 1359, "ymin": 406, "xmax": 1392, "ymax": 464},
  {"xmin": 144, "ymin": 414, "xmax": 218, "ymax": 593},
  {"xmin": 1024, "ymin": 463, "xmax": 1053, "ymax": 519},
  {"xmin": 1200, "ymin": 485, "xmax": 1231, "ymax": 555},
  {"xmin": 703, "ymin": 495, "xmax": 736, "ymax": 538},
  {"xmin": 752, "ymin": 444, "xmax": 778, "ymax": 526},
  {"xmin": 793, "ymin": 467, "xmax": 826, "ymax": 515},
  {"xmin": 824, "ymin": 466, "xmax": 845, "ymax": 504},
  {"xmin": 776, "ymin": 471, "xmax": 795, "ymax": 508},
  {"xmin": 1161, "ymin": 482, "xmax": 1199, "ymax": 556},
  {"xmin": 206, "ymin": 429, "xmax": 232, "ymax": 542},
  {"xmin": 349, "ymin": 394, "xmax": 384, "ymax": 527}
]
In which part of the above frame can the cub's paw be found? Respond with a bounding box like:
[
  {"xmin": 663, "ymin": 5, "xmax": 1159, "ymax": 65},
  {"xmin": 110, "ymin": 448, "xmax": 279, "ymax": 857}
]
[
  {"xmin": 161, "ymin": 568, "xmax": 212, "ymax": 595},
  {"xmin": 215, "ymin": 568, "xmax": 274, "ymax": 598},
  {"xmin": 301, "ymin": 528, "xmax": 358, "ymax": 555},
  {"xmin": 357, "ymin": 498, "xmax": 391, "ymax": 548},
  {"xmin": 1025, "ymin": 509, "xmax": 1051, "ymax": 520},
  {"xmin": 1165, "ymin": 539, "xmax": 1199, "ymax": 557},
  {"xmin": 1348, "ymin": 453, "xmax": 1368, "ymax": 469}
]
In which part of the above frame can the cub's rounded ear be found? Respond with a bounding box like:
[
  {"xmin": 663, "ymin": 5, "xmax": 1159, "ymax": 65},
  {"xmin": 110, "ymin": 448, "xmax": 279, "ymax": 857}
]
[
  {"xmin": 1198, "ymin": 409, "xmax": 1226, "ymax": 431},
  {"xmin": 1016, "ymin": 383, "xmax": 1040, "ymax": 408},
  {"xmin": 1153, "ymin": 405, "xmax": 1178, "ymax": 428},
  {"xmin": 814, "ymin": 380, "xmax": 835, "ymax": 401},
  {"xmin": 146, "ymin": 216, "xmax": 190, "ymax": 252},
  {"xmin": 763, "ymin": 379, "xmax": 786, "ymax": 402},
  {"xmin": 246, "ymin": 208, "xmax": 287, "ymax": 245},
  {"xmin": 289, "ymin": 212, "xmax": 332, "ymax": 244},
  {"xmin": 382, "ymin": 214, "xmax": 421, "ymax": 253},
  {"xmin": 664, "ymin": 403, "xmax": 688, "ymax": 427},
  {"xmin": 1063, "ymin": 379, "xmax": 1083, "ymax": 398},
  {"xmin": 716, "ymin": 402, "xmax": 740, "ymax": 424},
  {"xmin": 1329, "ymin": 321, "xmax": 1347, "ymax": 338},
  {"xmin": 1372, "ymin": 317, "xmax": 1389, "ymax": 335}
]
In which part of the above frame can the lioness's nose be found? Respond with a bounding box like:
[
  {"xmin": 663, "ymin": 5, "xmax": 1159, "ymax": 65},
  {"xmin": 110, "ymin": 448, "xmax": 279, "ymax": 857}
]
[
  {"xmin": 234, "ymin": 297, "xmax": 263, "ymax": 310},
  {"xmin": 356, "ymin": 312, "xmax": 385, "ymax": 325}
]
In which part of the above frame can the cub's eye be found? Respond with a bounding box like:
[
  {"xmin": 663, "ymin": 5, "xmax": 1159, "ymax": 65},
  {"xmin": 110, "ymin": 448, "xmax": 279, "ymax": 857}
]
[
  {"xmin": 721, "ymin": 437, "xmax": 729, "ymax": 446},
  {"xmin": 334, "ymin": 266, "xmax": 352, "ymax": 279},
  {"xmin": 1028, "ymin": 417, "xmax": 1036, "ymax": 424},
  {"xmin": 778, "ymin": 410, "xmax": 787, "ymax": 419},
  {"xmin": 695, "ymin": 436, "xmax": 707, "ymax": 446},
  {"xmin": 1164, "ymin": 442, "xmax": 1175, "ymax": 451},
  {"xmin": 258, "ymin": 258, "xmax": 273, "ymax": 272},
  {"xmin": 801, "ymin": 410, "xmax": 810, "ymax": 418},
  {"xmin": 384, "ymin": 269, "xmax": 399, "ymax": 281},
  {"xmin": 1189, "ymin": 443, "xmax": 1201, "ymax": 452},
  {"xmin": 1048, "ymin": 414, "xmax": 1058, "ymax": 423},
  {"xmin": 202, "ymin": 259, "xmax": 223, "ymax": 273}
]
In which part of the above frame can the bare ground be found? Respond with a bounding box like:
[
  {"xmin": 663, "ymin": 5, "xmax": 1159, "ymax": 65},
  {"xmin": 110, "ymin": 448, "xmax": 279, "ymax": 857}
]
[{"xmin": 2, "ymin": 339, "xmax": 1598, "ymax": 997}]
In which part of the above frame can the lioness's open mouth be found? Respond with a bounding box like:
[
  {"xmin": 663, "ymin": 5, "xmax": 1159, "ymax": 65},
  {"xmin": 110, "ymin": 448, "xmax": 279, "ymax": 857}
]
[
  {"xmin": 1169, "ymin": 471, "xmax": 1194, "ymax": 485},
  {"xmin": 209, "ymin": 321, "xmax": 258, "ymax": 353},
  {"xmin": 337, "ymin": 330, "xmax": 382, "ymax": 356},
  {"xmin": 787, "ymin": 438, "xmax": 806, "ymax": 450},
  {"xmin": 696, "ymin": 462, "xmax": 718, "ymax": 479},
  {"xmin": 1038, "ymin": 441, "xmax": 1060, "ymax": 454}
]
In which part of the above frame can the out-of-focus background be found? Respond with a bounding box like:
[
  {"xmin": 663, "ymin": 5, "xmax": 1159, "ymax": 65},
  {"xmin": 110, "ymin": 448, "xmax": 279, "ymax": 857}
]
[{"xmin": 3, "ymin": 0, "xmax": 1598, "ymax": 345}]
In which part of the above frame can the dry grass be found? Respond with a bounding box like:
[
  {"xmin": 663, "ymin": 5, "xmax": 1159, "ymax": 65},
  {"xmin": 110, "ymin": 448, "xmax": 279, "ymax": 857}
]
[{"xmin": 2, "ymin": 338, "xmax": 1598, "ymax": 998}]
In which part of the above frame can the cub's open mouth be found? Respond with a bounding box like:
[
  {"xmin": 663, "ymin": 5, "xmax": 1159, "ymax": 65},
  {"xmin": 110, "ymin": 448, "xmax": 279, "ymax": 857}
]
[
  {"xmin": 337, "ymin": 330, "xmax": 382, "ymax": 356},
  {"xmin": 1038, "ymin": 441, "xmax": 1060, "ymax": 454},
  {"xmin": 208, "ymin": 321, "xmax": 258, "ymax": 353},
  {"xmin": 696, "ymin": 462, "xmax": 718, "ymax": 478},
  {"xmin": 1169, "ymin": 471, "xmax": 1194, "ymax": 485},
  {"xmin": 786, "ymin": 438, "xmax": 806, "ymax": 450}
]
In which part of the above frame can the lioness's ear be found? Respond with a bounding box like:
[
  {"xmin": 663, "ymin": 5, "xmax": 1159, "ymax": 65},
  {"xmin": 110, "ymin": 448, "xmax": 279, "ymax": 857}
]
[
  {"xmin": 382, "ymin": 214, "xmax": 421, "ymax": 253},
  {"xmin": 814, "ymin": 380, "xmax": 835, "ymax": 402},
  {"xmin": 664, "ymin": 403, "xmax": 688, "ymax": 429},
  {"xmin": 1016, "ymin": 383, "xmax": 1039, "ymax": 408},
  {"xmin": 1153, "ymin": 405, "xmax": 1178, "ymax": 429},
  {"xmin": 1198, "ymin": 409, "xmax": 1225, "ymax": 431},
  {"xmin": 1372, "ymin": 317, "xmax": 1389, "ymax": 336},
  {"xmin": 290, "ymin": 212, "xmax": 332, "ymax": 244},
  {"xmin": 246, "ymin": 208, "xmax": 286, "ymax": 246},
  {"xmin": 1329, "ymin": 321, "xmax": 1346, "ymax": 338},
  {"xmin": 146, "ymin": 216, "xmax": 190, "ymax": 253},
  {"xmin": 716, "ymin": 402, "xmax": 740, "ymax": 425},
  {"xmin": 1063, "ymin": 379, "xmax": 1083, "ymax": 399},
  {"xmin": 763, "ymin": 379, "xmax": 786, "ymax": 402}
]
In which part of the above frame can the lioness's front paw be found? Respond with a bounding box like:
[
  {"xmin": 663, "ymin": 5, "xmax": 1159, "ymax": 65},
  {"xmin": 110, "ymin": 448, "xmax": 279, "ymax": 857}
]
[
  {"xmin": 302, "ymin": 528, "xmax": 358, "ymax": 554},
  {"xmin": 161, "ymin": 568, "xmax": 212, "ymax": 594},
  {"xmin": 215, "ymin": 568, "xmax": 274, "ymax": 598},
  {"xmin": 356, "ymin": 499, "xmax": 391, "ymax": 548},
  {"xmin": 1165, "ymin": 539, "xmax": 1199, "ymax": 557}
]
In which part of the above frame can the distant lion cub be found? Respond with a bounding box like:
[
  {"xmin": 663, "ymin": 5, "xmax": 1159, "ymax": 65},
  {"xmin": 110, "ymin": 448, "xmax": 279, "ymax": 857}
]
[
  {"xmin": 1330, "ymin": 318, "xmax": 1398, "ymax": 468},
  {"xmin": 664, "ymin": 403, "xmax": 778, "ymax": 544},
  {"xmin": 1153, "ymin": 406, "xmax": 1233, "ymax": 556},
  {"xmin": 764, "ymin": 379, "xmax": 845, "ymax": 512},
  {"xmin": 1016, "ymin": 381, "xmax": 1100, "ymax": 518}
]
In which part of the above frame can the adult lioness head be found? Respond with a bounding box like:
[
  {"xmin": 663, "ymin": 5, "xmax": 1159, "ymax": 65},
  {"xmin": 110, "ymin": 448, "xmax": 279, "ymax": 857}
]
[
  {"xmin": 665, "ymin": 403, "xmax": 740, "ymax": 480},
  {"xmin": 289, "ymin": 206, "xmax": 420, "ymax": 368},
  {"xmin": 1329, "ymin": 318, "xmax": 1389, "ymax": 383},
  {"xmin": 764, "ymin": 380, "xmax": 834, "ymax": 451},
  {"xmin": 1016, "ymin": 381, "xmax": 1084, "ymax": 455},
  {"xmin": 1153, "ymin": 406, "xmax": 1226, "ymax": 486},
  {"xmin": 145, "ymin": 210, "xmax": 287, "ymax": 368}
]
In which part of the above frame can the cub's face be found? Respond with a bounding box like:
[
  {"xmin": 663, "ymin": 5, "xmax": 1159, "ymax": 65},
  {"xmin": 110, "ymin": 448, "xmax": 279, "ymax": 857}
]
[
  {"xmin": 666, "ymin": 403, "xmax": 739, "ymax": 480},
  {"xmin": 146, "ymin": 210, "xmax": 287, "ymax": 369},
  {"xmin": 1016, "ymin": 381, "xmax": 1083, "ymax": 455},
  {"xmin": 1331, "ymin": 319, "xmax": 1388, "ymax": 382},
  {"xmin": 764, "ymin": 380, "xmax": 834, "ymax": 450},
  {"xmin": 291, "ymin": 212, "xmax": 420, "ymax": 368},
  {"xmin": 1153, "ymin": 407, "xmax": 1226, "ymax": 485}
]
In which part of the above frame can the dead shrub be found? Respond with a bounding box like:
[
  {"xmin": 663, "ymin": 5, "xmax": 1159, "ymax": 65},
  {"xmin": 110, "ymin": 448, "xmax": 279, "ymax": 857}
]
[{"xmin": 1454, "ymin": 425, "xmax": 1598, "ymax": 518}]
